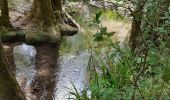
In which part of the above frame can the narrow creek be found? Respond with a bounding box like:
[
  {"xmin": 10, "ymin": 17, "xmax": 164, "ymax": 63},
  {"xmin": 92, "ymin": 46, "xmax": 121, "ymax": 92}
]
[
  {"xmin": 12, "ymin": 1, "xmax": 130, "ymax": 100},
  {"xmin": 12, "ymin": 16, "xmax": 92, "ymax": 99},
  {"xmin": 14, "ymin": 34, "xmax": 91, "ymax": 100},
  {"xmin": 14, "ymin": 44, "xmax": 37, "ymax": 99}
]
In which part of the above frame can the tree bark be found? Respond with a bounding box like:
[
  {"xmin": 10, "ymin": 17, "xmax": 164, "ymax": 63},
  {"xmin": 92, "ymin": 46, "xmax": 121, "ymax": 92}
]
[
  {"xmin": 129, "ymin": 13, "xmax": 142, "ymax": 51},
  {"xmin": 25, "ymin": 0, "xmax": 61, "ymax": 44},
  {"xmin": 25, "ymin": 0, "xmax": 78, "ymax": 44},
  {"xmin": 29, "ymin": 0, "xmax": 56, "ymax": 28},
  {"xmin": 129, "ymin": 1, "xmax": 143, "ymax": 51},
  {"xmin": 0, "ymin": 42, "xmax": 26, "ymax": 100},
  {"xmin": 52, "ymin": 0, "xmax": 62, "ymax": 11},
  {"xmin": 0, "ymin": 0, "xmax": 12, "ymax": 28}
]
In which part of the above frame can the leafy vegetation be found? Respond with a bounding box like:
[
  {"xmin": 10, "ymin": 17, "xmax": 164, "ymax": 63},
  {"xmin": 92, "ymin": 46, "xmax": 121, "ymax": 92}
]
[
  {"xmin": 1, "ymin": 0, "xmax": 170, "ymax": 99},
  {"xmin": 70, "ymin": 1, "xmax": 170, "ymax": 98}
]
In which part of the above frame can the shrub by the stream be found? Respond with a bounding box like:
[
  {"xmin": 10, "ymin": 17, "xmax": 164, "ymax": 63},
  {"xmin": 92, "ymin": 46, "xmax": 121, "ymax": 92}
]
[{"xmin": 69, "ymin": 9, "xmax": 170, "ymax": 100}]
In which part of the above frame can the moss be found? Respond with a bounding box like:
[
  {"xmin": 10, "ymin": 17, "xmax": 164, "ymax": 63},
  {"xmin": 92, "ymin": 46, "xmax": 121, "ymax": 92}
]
[
  {"xmin": 25, "ymin": 31, "xmax": 60, "ymax": 45},
  {"xmin": 0, "ymin": 31, "xmax": 17, "ymax": 42},
  {"xmin": 0, "ymin": 31, "xmax": 26, "ymax": 42},
  {"xmin": 16, "ymin": 31, "xmax": 27, "ymax": 41}
]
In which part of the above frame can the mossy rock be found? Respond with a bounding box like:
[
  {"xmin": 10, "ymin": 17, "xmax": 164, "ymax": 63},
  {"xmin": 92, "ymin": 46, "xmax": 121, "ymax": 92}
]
[
  {"xmin": 0, "ymin": 31, "xmax": 17, "ymax": 42},
  {"xmin": 0, "ymin": 31, "xmax": 26, "ymax": 42},
  {"xmin": 25, "ymin": 32, "xmax": 60, "ymax": 45},
  {"xmin": 16, "ymin": 31, "xmax": 27, "ymax": 41}
]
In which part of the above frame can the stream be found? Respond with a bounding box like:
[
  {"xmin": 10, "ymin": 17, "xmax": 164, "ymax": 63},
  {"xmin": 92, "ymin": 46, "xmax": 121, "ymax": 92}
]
[
  {"xmin": 11, "ymin": 1, "xmax": 130, "ymax": 100},
  {"xmin": 14, "ymin": 33, "xmax": 91, "ymax": 100}
]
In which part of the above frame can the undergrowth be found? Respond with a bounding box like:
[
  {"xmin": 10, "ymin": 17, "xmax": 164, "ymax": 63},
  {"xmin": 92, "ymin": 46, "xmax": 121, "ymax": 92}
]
[{"xmin": 69, "ymin": 6, "xmax": 170, "ymax": 100}]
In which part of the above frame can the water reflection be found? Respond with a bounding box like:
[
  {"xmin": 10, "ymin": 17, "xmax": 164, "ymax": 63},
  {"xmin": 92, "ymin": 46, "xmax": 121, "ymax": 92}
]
[
  {"xmin": 14, "ymin": 43, "xmax": 37, "ymax": 100},
  {"xmin": 55, "ymin": 50, "xmax": 90, "ymax": 100}
]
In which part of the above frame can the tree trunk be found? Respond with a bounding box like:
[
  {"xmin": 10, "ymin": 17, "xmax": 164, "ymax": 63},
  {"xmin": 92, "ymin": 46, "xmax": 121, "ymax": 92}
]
[
  {"xmin": 51, "ymin": 0, "xmax": 64, "ymax": 23},
  {"xmin": 0, "ymin": 0, "xmax": 12, "ymax": 28},
  {"xmin": 25, "ymin": 0, "xmax": 78, "ymax": 44},
  {"xmin": 29, "ymin": 0, "xmax": 63, "ymax": 24},
  {"xmin": 29, "ymin": 0, "xmax": 56, "ymax": 28},
  {"xmin": 129, "ymin": 13, "xmax": 142, "ymax": 51},
  {"xmin": 0, "ymin": 42, "xmax": 26, "ymax": 100},
  {"xmin": 25, "ymin": 0, "xmax": 61, "ymax": 44},
  {"xmin": 52, "ymin": 0, "xmax": 62, "ymax": 11},
  {"xmin": 129, "ymin": 1, "xmax": 143, "ymax": 51}
]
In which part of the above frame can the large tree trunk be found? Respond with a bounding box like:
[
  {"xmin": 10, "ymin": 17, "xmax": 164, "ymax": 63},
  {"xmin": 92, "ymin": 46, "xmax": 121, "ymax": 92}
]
[
  {"xmin": 25, "ymin": 0, "xmax": 61, "ymax": 44},
  {"xmin": 25, "ymin": 0, "xmax": 78, "ymax": 44},
  {"xmin": 29, "ymin": 0, "xmax": 63, "ymax": 24},
  {"xmin": 29, "ymin": 0, "xmax": 57, "ymax": 29},
  {"xmin": 51, "ymin": 0, "xmax": 64, "ymax": 23},
  {"xmin": 0, "ymin": 0, "xmax": 12, "ymax": 28},
  {"xmin": 0, "ymin": 42, "xmax": 26, "ymax": 100},
  {"xmin": 52, "ymin": 0, "xmax": 62, "ymax": 11}
]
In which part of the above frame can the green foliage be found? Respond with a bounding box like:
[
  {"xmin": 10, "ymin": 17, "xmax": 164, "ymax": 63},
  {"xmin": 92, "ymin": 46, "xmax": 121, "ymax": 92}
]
[
  {"xmin": 92, "ymin": 11, "xmax": 115, "ymax": 42},
  {"xmin": 69, "ymin": 5, "xmax": 170, "ymax": 99},
  {"xmin": 143, "ymin": 0, "xmax": 170, "ymax": 83},
  {"xmin": 93, "ymin": 27, "xmax": 115, "ymax": 41}
]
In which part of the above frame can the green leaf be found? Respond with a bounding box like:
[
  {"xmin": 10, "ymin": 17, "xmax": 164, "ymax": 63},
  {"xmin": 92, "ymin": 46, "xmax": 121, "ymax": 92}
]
[
  {"xmin": 95, "ymin": 11, "xmax": 102, "ymax": 24},
  {"xmin": 93, "ymin": 32, "xmax": 104, "ymax": 41},
  {"xmin": 94, "ymin": 36, "xmax": 104, "ymax": 41},
  {"xmin": 100, "ymin": 27, "xmax": 107, "ymax": 34},
  {"xmin": 158, "ymin": 27, "xmax": 165, "ymax": 33}
]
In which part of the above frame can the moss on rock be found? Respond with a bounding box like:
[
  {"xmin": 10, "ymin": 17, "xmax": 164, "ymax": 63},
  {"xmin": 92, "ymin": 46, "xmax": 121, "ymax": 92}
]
[
  {"xmin": 0, "ymin": 31, "xmax": 17, "ymax": 42},
  {"xmin": 25, "ymin": 32, "xmax": 60, "ymax": 45},
  {"xmin": 0, "ymin": 31, "xmax": 26, "ymax": 42}
]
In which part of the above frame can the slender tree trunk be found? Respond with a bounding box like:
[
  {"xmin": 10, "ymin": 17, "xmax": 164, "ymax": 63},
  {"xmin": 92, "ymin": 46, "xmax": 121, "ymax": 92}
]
[
  {"xmin": 0, "ymin": 0, "xmax": 12, "ymax": 28},
  {"xmin": 129, "ymin": 1, "xmax": 144, "ymax": 51},
  {"xmin": 129, "ymin": 12, "xmax": 142, "ymax": 51},
  {"xmin": 0, "ymin": 42, "xmax": 26, "ymax": 100}
]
